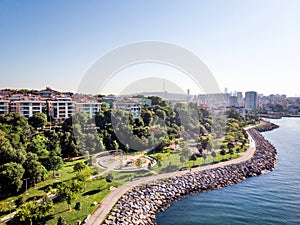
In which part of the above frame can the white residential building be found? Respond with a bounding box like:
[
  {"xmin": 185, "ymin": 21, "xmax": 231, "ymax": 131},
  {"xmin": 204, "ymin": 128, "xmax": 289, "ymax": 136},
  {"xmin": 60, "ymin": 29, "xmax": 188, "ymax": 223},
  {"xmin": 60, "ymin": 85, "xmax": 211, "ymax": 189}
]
[
  {"xmin": 10, "ymin": 98, "xmax": 46, "ymax": 118},
  {"xmin": 114, "ymin": 98, "xmax": 143, "ymax": 119},
  {"xmin": 75, "ymin": 101, "xmax": 101, "ymax": 117},
  {"xmin": 48, "ymin": 97, "xmax": 76, "ymax": 120}
]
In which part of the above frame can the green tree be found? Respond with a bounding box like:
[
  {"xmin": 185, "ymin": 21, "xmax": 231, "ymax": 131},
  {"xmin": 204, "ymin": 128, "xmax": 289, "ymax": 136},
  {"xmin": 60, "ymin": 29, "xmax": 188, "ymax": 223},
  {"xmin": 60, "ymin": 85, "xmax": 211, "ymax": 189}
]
[
  {"xmin": 101, "ymin": 102, "xmax": 110, "ymax": 111},
  {"xmin": 0, "ymin": 162, "xmax": 25, "ymax": 195},
  {"xmin": 211, "ymin": 151, "xmax": 217, "ymax": 162},
  {"xmin": 57, "ymin": 216, "xmax": 67, "ymax": 225},
  {"xmin": 141, "ymin": 110, "xmax": 153, "ymax": 126},
  {"xmin": 220, "ymin": 148, "xmax": 226, "ymax": 160},
  {"xmin": 190, "ymin": 154, "xmax": 197, "ymax": 167},
  {"xmin": 57, "ymin": 180, "xmax": 83, "ymax": 210},
  {"xmin": 28, "ymin": 113, "xmax": 47, "ymax": 129},
  {"xmin": 136, "ymin": 158, "xmax": 143, "ymax": 167},
  {"xmin": 23, "ymin": 152, "xmax": 47, "ymax": 187},
  {"xmin": 26, "ymin": 133, "xmax": 49, "ymax": 159},
  {"xmin": 106, "ymin": 174, "xmax": 114, "ymax": 183},
  {"xmin": 46, "ymin": 155, "xmax": 63, "ymax": 176},
  {"xmin": 73, "ymin": 161, "xmax": 87, "ymax": 172},
  {"xmin": 202, "ymin": 154, "xmax": 207, "ymax": 164},
  {"xmin": 77, "ymin": 166, "xmax": 93, "ymax": 182},
  {"xmin": 180, "ymin": 155, "xmax": 186, "ymax": 167},
  {"xmin": 17, "ymin": 199, "xmax": 53, "ymax": 225},
  {"xmin": 75, "ymin": 202, "xmax": 82, "ymax": 211},
  {"xmin": 0, "ymin": 130, "xmax": 26, "ymax": 165}
]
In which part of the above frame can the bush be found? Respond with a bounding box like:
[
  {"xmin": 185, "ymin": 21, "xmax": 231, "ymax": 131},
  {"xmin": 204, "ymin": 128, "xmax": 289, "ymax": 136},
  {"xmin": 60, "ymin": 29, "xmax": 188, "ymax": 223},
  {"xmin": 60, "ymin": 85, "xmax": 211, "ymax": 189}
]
[
  {"xmin": 105, "ymin": 174, "xmax": 114, "ymax": 183},
  {"xmin": 73, "ymin": 162, "xmax": 86, "ymax": 172},
  {"xmin": 15, "ymin": 196, "xmax": 25, "ymax": 208},
  {"xmin": 74, "ymin": 202, "xmax": 82, "ymax": 211},
  {"xmin": 57, "ymin": 216, "xmax": 67, "ymax": 225}
]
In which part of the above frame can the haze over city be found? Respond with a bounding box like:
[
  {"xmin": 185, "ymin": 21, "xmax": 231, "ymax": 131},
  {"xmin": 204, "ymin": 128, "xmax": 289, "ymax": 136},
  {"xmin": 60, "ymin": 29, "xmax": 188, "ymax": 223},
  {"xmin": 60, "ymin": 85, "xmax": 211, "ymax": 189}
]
[{"xmin": 0, "ymin": 0, "xmax": 300, "ymax": 96}]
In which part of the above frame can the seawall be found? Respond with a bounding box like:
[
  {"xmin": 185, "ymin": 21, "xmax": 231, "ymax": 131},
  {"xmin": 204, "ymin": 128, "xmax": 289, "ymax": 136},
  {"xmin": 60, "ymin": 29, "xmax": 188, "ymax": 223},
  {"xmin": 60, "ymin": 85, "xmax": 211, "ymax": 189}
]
[
  {"xmin": 102, "ymin": 128, "xmax": 277, "ymax": 225},
  {"xmin": 255, "ymin": 120, "xmax": 279, "ymax": 132}
]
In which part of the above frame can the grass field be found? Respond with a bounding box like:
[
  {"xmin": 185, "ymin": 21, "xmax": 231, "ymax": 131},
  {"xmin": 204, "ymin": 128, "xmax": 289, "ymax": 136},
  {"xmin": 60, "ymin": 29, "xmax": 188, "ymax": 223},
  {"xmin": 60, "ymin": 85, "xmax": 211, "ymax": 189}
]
[{"xmin": 149, "ymin": 149, "xmax": 242, "ymax": 173}]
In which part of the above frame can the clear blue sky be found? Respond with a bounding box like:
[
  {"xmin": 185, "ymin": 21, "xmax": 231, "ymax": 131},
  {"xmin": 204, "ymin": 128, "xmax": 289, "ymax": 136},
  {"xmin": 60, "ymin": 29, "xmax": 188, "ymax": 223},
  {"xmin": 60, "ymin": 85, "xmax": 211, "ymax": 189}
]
[{"xmin": 0, "ymin": 0, "xmax": 299, "ymax": 96}]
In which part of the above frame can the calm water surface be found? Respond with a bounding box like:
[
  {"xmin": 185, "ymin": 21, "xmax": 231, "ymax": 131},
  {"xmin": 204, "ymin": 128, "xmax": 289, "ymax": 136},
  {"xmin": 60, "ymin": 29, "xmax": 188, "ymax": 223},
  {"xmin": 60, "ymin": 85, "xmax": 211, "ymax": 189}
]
[{"xmin": 156, "ymin": 118, "xmax": 300, "ymax": 225}]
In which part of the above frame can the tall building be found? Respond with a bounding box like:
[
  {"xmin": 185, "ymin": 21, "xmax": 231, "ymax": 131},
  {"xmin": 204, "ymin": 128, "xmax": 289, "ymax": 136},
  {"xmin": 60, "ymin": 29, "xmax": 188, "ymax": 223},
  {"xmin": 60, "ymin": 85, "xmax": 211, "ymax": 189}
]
[
  {"xmin": 245, "ymin": 91, "xmax": 257, "ymax": 111},
  {"xmin": 236, "ymin": 92, "xmax": 243, "ymax": 106},
  {"xmin": 229, "ymin": 96, "xmax": 238, "ymax": 107}
]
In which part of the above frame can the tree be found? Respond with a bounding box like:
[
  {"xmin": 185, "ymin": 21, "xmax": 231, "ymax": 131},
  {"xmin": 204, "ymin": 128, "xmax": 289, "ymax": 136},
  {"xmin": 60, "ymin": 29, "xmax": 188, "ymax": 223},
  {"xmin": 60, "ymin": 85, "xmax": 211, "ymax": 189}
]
[
  {"xmin": 154, "ymin": 154, "xmax": 163, "ymax": 167},
  {"xmin": 101, "ymin": 102, "xmax": 110, "ymax": 111},
  {"xmin": 0, "ymin": 130, "xmax": 26, "ymax": 165},
  {"xmin": 220, "ymin": 148, "xmax": 226, "ymax": 160},
  {"xmin": 136, "ymin": 158, "xmax": 143, "ymax": 167},
  {"xmin": 190, "ymin": 154, "xmax": 197, "ymax": 167},
  {"xmin": 57, "ymin": 180, "xmax": 83, "ymax": 210},
  {"xmin": 211, "ymin": 151, "xmax": 217, "ymax": 162},
  {"xmin": 106, "ymin": 174, "xmax": 114, "ymax": 183},
  {"xmin": 227, "ymin": 142, "xmax": 235, "ymax": 152},
  {"xmin": 181, "ymin": 146, "xmax": 191, "ymax": 161},
  {"xmin": 141, "ymin": 110, "xmax": 153, "ymax": 126},
  {"xmin": 77, "ymin": 167, "xmax": 93, "ymax": 183},
  {"xmin": 229, "ymin": 148, "xmax": 234, "ymax": 158},
  {"xmin": 202, "ymin": 154, "xmax": 207, "ymax": 164},
  {"xmin": 206, "ymin": 139, "xmax": 213, "ymax": 153},
  {"xmin": 57, "ymin": 216, "xmax": 67, "ymax": 225},
  {"xmin": 46, "ymin": 155, "xmax": 63, "ymax": 176},
  {"xmin": 180, "ymin": 155, "xmax": 186, "ymax": 167},
  {"xmin": 112, "ymin": 140, "xmax": 119, "ymax": 150},
  {"xmin": 26, "ymin": 133, "xmax": 49, "ymax": 159},
  {"xmin": 73, "ymin": 161, "xmax": 87, "ymax": 172},
  {"xmin": 0, "ymin": 162, "xmax": 25, "ymax": 195},
  {"xmin": 74, "ymin": 202, "xmax": 82, "ymax": 211},
  {"xmin": 23, "ymin": 152, "xmax": 46, "ymax": 187},
  {"xmin": 17, "ymin": 199, "xmax": 53, "ymax": 225},
  {"xmin": 15, "ymin": 196, "xmax": 25, "ymax": 208},
  {"xmin": 28, "ymin": 113, "xmax": 47, "ymax": 129}
]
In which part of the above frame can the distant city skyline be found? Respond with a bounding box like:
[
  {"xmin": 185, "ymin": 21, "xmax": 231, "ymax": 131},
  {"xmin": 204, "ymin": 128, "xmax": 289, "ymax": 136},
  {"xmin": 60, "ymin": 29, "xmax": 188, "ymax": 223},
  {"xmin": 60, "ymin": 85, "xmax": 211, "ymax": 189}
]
[{"xmin": 0, "ymin": 1, "xmax": 299, "ymax": 97}]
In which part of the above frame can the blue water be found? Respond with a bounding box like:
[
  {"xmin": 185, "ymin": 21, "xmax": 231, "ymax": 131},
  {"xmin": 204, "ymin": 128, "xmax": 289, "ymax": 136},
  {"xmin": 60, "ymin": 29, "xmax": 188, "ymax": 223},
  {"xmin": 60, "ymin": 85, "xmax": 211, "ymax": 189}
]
[{"xmin": 156, "ymin": 118, "xmax": 300, "ymax": 225}]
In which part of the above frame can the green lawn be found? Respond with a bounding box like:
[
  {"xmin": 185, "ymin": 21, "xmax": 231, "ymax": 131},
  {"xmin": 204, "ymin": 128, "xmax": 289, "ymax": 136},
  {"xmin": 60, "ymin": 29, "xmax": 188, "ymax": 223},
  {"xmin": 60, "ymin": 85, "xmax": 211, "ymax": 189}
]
[
  {"xmin": 148, "ymin": 149, "xmax": 242, "ymax": 173},
  {"xmin": 45, "ymin": 176, "xmax": 120, "ymax": 225}
]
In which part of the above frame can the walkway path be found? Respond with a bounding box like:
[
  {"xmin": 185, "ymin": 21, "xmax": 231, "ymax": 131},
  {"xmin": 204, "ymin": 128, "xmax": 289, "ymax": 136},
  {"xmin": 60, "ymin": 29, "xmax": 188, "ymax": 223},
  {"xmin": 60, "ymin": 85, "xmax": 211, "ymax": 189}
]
[{"xmin": 87, "ymin": 129, "xmax": 256, "ymax": 225}]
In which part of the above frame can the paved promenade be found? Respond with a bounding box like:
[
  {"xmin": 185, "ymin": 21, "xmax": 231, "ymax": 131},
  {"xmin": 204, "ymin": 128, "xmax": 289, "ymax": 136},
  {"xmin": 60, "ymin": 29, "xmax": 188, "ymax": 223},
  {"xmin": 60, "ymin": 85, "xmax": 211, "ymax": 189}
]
[{"xmin": 87, "ymin": 129, "xmax": 256, "ymax": 225}]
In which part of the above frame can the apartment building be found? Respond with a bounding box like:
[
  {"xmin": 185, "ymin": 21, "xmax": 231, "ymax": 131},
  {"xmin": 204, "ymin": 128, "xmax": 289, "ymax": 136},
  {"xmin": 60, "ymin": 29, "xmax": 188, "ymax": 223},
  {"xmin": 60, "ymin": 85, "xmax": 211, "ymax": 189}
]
[
  {"xmin": 0, "ymin": 96, "xmax": 10, "ymax": 114},
  {"xmin": 75, "ymin": 101, "xmax": 101, "ymax": 117},
  {"xmin": 114, "ymin": 97, "xmax": 151, "ymax": 119},
  {"xmin": 9, "ymin": 97, "xmax": 46, "ymax": 118},
  {"xmin": 48, "ymin": 97, "xmax": 76, "ymax": 120}
]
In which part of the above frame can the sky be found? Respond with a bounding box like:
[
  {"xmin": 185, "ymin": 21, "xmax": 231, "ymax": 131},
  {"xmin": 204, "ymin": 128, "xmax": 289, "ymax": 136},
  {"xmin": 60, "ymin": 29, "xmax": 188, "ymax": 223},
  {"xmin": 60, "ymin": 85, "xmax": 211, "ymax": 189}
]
[{"xmin": 0, "ymin": 0, "xmax": 299, "ymax": 96}]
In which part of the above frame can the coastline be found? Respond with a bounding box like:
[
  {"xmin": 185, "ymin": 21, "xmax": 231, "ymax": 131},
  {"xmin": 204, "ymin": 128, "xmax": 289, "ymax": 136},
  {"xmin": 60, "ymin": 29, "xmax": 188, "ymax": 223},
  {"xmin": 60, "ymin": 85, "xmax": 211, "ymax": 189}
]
[{"xmin": 99, "ymin": 123, "xmax": 278, "ymax": 225}]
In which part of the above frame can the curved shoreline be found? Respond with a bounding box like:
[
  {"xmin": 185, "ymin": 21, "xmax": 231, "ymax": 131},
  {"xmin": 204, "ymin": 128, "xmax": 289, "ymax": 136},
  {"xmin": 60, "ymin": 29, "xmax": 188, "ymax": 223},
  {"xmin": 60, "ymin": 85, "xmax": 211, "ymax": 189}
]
[{"xmin": 101, "ymin": 128, "xmax": 277, "ymax": 225}]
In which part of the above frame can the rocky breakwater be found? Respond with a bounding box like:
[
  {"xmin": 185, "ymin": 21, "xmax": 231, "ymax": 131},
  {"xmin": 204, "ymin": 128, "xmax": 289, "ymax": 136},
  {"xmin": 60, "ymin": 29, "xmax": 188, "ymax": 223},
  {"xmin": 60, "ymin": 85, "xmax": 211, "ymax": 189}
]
[
  {"xmin": 255, "ymin": 120, "xmax": 279, "ymax": 132},
  {"xmin": 103, "ymin": 128, "xmax": 277, "ymax": 225}
]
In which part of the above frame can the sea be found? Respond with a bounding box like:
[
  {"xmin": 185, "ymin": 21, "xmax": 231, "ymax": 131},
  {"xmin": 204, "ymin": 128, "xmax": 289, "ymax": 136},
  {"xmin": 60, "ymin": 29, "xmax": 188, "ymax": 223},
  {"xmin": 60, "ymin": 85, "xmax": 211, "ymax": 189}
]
[{"xmin": 156, "ymin": 118, "xmax": 300, "ymax": 225}]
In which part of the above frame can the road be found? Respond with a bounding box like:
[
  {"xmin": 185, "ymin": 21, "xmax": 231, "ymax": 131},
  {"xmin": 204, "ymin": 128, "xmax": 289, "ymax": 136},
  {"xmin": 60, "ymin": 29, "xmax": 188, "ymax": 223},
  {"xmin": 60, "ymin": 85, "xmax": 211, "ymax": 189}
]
[{"xmin": 87, "ymin": 129, "xmax": 256, "ymax": 225}]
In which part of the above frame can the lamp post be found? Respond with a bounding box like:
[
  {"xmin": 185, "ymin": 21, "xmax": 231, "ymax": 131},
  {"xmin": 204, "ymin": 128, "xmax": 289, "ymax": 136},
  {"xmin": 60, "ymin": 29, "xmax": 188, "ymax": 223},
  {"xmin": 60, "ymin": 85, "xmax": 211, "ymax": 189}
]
[{"xmin": 23, "ymin": 178, "xmax": 29, "ymax": 195}]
